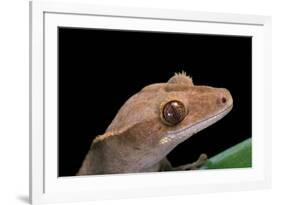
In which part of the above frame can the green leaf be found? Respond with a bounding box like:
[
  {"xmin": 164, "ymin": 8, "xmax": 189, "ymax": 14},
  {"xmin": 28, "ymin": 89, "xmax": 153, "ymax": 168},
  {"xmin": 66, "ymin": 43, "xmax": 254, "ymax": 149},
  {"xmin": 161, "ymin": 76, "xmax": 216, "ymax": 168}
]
[{"xmin": 200, "ymin": 138, "xmax": 252, "ymax": 169}]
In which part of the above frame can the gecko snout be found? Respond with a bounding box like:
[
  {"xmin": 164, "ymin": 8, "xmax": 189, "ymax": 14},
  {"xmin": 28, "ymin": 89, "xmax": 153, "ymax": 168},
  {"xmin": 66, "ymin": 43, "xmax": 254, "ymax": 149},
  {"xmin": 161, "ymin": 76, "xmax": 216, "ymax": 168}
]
[{"xmin": 217, "ymin": 88, "xmax": 233, "ymax": 107}]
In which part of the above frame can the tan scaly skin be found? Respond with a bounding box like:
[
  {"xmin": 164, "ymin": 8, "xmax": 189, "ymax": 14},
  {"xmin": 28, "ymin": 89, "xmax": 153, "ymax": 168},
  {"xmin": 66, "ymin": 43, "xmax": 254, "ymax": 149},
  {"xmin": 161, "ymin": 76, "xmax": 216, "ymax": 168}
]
[{"xmin": 77, "ymin": 72, "xmax": 233, "ymax": 175}]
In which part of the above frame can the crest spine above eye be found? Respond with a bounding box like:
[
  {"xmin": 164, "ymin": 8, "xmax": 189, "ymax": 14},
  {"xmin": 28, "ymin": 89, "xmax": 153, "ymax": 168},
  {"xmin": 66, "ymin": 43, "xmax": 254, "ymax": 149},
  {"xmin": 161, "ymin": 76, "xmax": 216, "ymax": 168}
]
[{"xmin": 167, "ymin": 71, "xmax": 193, "ymax": 86}]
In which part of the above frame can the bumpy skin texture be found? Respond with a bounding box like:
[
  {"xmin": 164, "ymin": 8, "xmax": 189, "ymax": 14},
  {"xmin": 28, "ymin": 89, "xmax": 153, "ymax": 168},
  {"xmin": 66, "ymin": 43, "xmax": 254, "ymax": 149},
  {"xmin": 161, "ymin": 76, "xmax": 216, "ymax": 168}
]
[{"xmin": 77, "ymin": 72, "xmax": 233, "ymax": 175}]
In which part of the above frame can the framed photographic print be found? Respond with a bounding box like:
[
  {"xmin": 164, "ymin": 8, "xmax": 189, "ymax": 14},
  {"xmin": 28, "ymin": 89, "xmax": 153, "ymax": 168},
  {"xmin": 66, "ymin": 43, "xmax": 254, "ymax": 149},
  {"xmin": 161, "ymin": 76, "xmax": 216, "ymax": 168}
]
[{"xmin": 29, "ymin": 1, "xmax": 271, "ymax": 204}]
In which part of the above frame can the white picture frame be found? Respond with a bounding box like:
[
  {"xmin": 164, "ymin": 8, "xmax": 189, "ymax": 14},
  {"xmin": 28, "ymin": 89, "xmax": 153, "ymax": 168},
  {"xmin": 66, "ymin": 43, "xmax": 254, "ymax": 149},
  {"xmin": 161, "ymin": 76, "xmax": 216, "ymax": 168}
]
[{"xmin": 29, "ymin": 1, "xmax": 272, "ymax": 204}]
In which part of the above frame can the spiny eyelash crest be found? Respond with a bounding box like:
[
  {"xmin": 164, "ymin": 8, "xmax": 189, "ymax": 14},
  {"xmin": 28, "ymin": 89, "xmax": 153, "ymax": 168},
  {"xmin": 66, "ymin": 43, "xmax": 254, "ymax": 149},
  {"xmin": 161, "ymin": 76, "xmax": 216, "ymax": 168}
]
[{"xmin": 167, "ymin": 70, "xmax": 193, "ymax": 86}]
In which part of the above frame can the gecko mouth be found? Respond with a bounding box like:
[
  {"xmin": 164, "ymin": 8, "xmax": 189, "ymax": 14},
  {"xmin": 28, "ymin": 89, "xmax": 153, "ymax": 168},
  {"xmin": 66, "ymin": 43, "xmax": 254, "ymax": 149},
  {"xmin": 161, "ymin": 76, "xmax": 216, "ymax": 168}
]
[{"xmin": 166, "ymin": 105, "xmax": 233, "ymax": 143}]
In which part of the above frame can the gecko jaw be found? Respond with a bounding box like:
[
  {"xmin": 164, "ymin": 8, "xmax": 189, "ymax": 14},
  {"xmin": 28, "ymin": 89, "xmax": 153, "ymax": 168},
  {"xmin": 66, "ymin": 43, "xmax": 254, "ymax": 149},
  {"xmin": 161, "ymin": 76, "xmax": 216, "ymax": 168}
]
[{"xmin": 159, "ymin": 105, "xmax": 233, "ymax": 145}]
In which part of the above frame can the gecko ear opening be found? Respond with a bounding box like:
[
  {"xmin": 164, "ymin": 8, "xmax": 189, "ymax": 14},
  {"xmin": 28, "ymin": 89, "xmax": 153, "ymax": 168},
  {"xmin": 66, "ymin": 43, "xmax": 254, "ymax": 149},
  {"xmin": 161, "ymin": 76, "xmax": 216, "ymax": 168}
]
[{"xmin": 168, "ymin": 71, "xmax": 193, "ymax": 86}]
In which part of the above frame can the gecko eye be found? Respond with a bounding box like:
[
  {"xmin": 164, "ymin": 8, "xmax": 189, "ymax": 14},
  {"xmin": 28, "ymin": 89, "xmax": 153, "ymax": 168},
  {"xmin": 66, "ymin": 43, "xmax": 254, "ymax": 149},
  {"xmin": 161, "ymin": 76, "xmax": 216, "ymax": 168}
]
[{"xmin": 161, "ymin": 100, "xmax": 187, "ymax": 126}]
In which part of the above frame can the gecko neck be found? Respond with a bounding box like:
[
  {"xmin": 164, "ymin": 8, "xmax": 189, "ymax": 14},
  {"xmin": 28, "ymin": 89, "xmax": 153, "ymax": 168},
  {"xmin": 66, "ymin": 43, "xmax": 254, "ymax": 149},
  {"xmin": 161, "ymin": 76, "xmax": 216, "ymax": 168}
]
[{"xmin": 77, "ymin": 139, "xmax": 142, "ymax": 175}]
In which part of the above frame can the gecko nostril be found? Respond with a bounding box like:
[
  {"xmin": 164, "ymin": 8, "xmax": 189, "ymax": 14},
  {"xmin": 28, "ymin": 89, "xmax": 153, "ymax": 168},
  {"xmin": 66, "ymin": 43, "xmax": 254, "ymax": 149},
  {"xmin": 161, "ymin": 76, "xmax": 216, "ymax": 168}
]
[{"xmin": 221, "ymin": 97, "xmax": 227, "ymax": 104}]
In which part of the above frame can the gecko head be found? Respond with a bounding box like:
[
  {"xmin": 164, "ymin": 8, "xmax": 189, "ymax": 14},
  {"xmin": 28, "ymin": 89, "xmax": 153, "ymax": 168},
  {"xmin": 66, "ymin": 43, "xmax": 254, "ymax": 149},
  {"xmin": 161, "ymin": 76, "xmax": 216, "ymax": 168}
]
[
  {"xmin": 158, "ymin": 72, "xmax": 233, "ymax": 148},
  {"xmin": 93, "ymin": 71, "xmax": 233, "ymax": 171}
]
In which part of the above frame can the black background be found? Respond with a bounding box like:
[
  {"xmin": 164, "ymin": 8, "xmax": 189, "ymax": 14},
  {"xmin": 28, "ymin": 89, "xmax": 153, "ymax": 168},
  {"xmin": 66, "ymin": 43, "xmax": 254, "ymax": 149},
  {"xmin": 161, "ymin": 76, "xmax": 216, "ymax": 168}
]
[{"xmin": 58, "ymin": 27, "xmax": 252, "ymax": 177}]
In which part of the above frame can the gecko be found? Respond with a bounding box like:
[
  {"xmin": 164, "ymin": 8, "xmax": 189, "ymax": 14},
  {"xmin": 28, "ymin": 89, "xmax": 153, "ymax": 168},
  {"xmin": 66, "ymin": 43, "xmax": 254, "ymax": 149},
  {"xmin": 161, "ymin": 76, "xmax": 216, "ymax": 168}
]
[{"xmin": 77, "ymin": 71, "xmax": 233, "ymax": 175}]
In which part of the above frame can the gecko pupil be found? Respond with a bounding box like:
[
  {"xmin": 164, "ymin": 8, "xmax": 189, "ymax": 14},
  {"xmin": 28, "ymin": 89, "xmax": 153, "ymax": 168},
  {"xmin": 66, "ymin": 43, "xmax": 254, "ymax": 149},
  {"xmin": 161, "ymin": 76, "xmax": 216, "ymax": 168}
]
[{"xmin": 162, "ymin": 100, "xmax": 186, "ymax": 125}]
